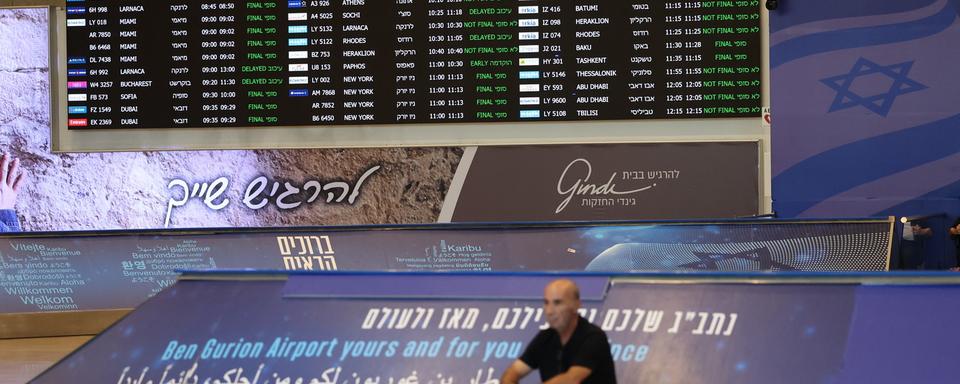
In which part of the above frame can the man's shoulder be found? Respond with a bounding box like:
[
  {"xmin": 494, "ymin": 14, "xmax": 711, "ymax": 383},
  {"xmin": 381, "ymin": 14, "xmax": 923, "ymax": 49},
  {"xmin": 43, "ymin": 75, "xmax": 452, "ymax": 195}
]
[{"xmin": 577, "ymin": 317, "xmax": 608, "ymax": 336}]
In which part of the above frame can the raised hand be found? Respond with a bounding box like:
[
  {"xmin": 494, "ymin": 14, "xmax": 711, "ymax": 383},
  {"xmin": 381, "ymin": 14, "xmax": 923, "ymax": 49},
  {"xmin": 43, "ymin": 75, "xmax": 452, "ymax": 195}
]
[{"xmin": 0, "ymin": 153, "xmax": 24, "ymax": 210}]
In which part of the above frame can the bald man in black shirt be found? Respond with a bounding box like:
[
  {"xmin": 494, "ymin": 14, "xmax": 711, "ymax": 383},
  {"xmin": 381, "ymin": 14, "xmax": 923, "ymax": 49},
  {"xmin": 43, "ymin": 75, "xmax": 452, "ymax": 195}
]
[{"xmin": 500, "ymin": 279, "xmax": 617, "ymax": 384}]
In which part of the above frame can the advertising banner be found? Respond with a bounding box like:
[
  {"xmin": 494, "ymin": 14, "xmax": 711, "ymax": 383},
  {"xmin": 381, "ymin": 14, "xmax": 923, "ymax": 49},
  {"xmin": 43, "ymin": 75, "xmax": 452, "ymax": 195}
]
[
  {"xmin": 0, "ymin": 220, "xmax": 893, "ymax": 314},
  {"xmin": 31, "ymin": 273, "xmax": 862, "ymax": 384},
  {"xmin": 448, "ymin": 143, "xmax": 759, "ymax": 222}
]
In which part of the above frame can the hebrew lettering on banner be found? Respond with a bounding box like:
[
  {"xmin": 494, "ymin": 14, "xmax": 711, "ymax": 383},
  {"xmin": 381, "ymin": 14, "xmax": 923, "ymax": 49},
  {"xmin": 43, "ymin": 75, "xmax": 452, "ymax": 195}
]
[{"xmin": 31, "ymin": 275, "xmax": 857, "ymax": 384}]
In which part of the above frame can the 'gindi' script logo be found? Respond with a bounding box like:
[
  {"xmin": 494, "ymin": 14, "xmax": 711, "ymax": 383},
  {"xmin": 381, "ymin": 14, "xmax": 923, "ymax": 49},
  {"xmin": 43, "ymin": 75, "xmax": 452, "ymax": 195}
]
[{"xmin": 556, "ymin": 158, "xmax": 656, "ymax": 213}]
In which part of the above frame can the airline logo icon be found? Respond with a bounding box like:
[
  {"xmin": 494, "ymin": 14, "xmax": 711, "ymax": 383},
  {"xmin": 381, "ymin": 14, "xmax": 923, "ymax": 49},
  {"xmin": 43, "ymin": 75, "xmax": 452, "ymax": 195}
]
[
  {"xmin": 68, "ymin": 106, "xmax": 88, "ymax": 114},
  {"xmin": 519, "ymin": 19, "xmax": 539, "ymax": 27},
  {"xmin": 289, "ymin": 76, "xmax": 309, "ymax": 85},
  {"xmin": 288, "ymin": 13, "xmax": 308, "ymax": 21},
  {"xmin": 519, "ymin": 97, "xmax": 541, "ymax": 105},
  {"xmin": 289, "ymin": 89, "xmax": 309, "ymax": 97},
  {"xmin": 288, "ymin": 25, "xmax": 308, "ymax": 33},
  {"xmin": 67, "ymin": 19, "xmax": 86, "ymax": 27},
  {"xmin": 67, "ymin": 81, "xmax": 88, "ymax": 89},
  {"xmin": 287, "ymin": 0, "xmax": 304, "ymax": 8},
  {"xmin": 519, "ymin": 58, "xmax": 540, "ymax": 66},
  {"xmin": 518, "ymin": 6, "xmax": 538, "ymax": 14},
  {"xmin": 519, "ymin": 45, "xmax": 539, "ymax": 53},
  {"xmin": 520, "ymin": 110, "xmax": 541, "ymax": 118},
  {"xmin": 519, "ymin": 84, "xmax": 540, "ymax": 92},
  {"xmin": 519, "ymin": 32, "xmax": 539, "ymax": 41},
  {"xmin": 519, "ymin": 71, "xmax": 540, "ymax": 79},
  {"xmin": 67, "ymin": 57, "xmax": 87, "ymax": 65},
  {"xmin": 67, "ymin": 69, "xmax": 87, "ymax": 76},
  {"xmin": 67, "ymin": 118, "xmax": 88, "ymax": 127},
  {"xmin": 288, "ymin": 38, "xmax": 308, "ymax": 46},
  {"xmin": 289, "ymin": 51, "xmax": 308, "ymax": 59},
  {"xmin": 289, "ymin": 63, "xmax": 309, "ymax": 72},
  {"xmin": 66, "ymin": 7, "xmax": 86, "ymax": 14},
  {"xmin": 68, "ymin": 94, "xmax": 88, "ymax": 102}
]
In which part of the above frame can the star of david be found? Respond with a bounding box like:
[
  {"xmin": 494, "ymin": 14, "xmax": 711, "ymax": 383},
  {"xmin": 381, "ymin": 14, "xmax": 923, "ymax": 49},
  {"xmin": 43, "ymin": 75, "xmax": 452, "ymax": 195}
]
[
  {"xmin": 679, "ymin": 247, "xmax": 796, "ymax": 271},
  {"xmin": 820, "ymin": 57, "xmax": 927, "ymax": 117}
]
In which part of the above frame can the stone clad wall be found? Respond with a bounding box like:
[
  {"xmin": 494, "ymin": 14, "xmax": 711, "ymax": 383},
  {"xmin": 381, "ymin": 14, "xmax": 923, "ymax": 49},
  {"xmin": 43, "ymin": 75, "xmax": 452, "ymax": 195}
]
[{"xmin": 0, "ymin": 9, "xmax": 460, "ymax": 231}]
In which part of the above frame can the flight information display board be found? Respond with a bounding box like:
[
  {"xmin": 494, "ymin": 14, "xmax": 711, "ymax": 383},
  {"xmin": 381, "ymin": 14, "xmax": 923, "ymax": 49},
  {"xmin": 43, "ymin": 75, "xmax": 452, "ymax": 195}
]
[{"xmin": 62, "ymin": 0, "xmax": 762, "ymax": 129}]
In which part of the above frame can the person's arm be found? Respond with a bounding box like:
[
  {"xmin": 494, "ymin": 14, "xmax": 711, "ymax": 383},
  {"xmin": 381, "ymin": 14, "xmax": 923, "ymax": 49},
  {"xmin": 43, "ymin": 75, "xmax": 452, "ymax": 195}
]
[
  {"xmin": 543, "ymin": 366, "xmax": 592, "ymax": 384},
  {"xmin": 500, "ymin": 359, "xmax": 533, "ymax": 384}
]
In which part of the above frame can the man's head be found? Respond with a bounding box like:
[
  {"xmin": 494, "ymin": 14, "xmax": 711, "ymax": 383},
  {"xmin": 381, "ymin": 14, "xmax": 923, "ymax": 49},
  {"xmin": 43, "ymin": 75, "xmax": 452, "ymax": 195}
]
[{"xmin": 543, "ymin": 279, "xmax": 581, "ymax": 334}]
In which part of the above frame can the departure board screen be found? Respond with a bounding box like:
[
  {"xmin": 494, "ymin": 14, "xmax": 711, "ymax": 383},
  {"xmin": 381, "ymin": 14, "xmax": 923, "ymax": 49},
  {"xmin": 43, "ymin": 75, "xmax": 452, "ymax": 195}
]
[{"xmin": 63, "ymin": 1, "xmax": 762, "ymax": 129}]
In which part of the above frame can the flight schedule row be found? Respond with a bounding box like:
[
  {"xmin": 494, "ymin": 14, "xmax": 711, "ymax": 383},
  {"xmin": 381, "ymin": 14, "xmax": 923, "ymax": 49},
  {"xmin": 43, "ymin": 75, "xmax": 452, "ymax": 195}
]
[{"xmin": 64, "ymin": 0, "xmax": 762, "ymax": 129}]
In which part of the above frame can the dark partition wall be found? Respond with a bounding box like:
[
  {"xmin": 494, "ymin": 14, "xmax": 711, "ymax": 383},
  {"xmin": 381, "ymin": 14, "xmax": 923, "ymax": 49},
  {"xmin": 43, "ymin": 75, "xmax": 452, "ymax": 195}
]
[
  {"xmin": 1, "ymin": 218, "xmax": 893, "ymax": 337},
  {"xmin": 0, "ymin": 219, "xmax": 893, "ymax": 316},
  {"xmin": 30, "ymin": 271, "xmax": 960, "ymax": 383}
]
